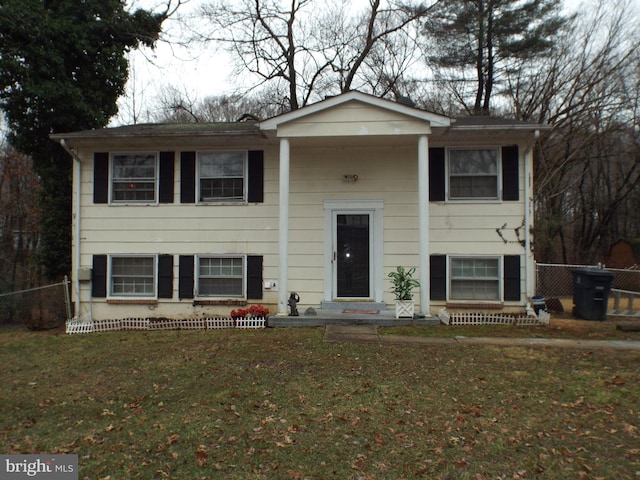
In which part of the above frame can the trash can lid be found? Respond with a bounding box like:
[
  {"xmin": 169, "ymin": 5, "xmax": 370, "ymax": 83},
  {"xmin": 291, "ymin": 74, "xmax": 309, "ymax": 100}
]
[{"xmin": 571, "ymin": 268, "xmax": 614, "ymax": 278}]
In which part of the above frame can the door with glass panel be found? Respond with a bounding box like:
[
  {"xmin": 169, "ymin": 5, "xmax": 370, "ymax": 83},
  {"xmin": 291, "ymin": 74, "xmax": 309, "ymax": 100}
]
[{"xmin": 333, "ymin": 212, "xmax": 372, "ymax": 298}]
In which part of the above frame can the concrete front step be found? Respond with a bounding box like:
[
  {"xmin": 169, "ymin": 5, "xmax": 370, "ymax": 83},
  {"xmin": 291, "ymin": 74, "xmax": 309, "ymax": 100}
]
[
  {"xmin": 267, "ymin": 309, "xmax": 440, "ymax": 328},
  {"xmin": 319, "ymin": 301, "xmax": 387, "ymax": 311}
]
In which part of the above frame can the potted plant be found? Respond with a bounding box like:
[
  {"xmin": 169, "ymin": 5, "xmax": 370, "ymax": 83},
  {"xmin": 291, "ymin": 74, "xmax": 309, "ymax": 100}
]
[{"xmin": 388, "ymin": 266, "xmax": 420, "ymax": 318}]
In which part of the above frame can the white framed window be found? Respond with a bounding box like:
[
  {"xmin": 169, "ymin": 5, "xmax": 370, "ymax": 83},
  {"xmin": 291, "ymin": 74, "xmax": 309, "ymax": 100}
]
[
  {"xmin": 448, "ymin": 148, "xmax": 499, "ymax": 199},
  {"xmin": 450, "ymin": 256, "xmax": 500, "ymax": 301},
  {"xmin": 197, "ymin": 256, "xmax": 245, "ymax": 297},
  {"xmin": 111, "ymin": 153, "xmax": 157, "ymax": 203},
  {"xmin": 110, "ymin": 255, "xmax": 156, "ymax": 297},
  {"xmin": 198, "ymin": 151, "xmax": 246, "ymax": 202}
]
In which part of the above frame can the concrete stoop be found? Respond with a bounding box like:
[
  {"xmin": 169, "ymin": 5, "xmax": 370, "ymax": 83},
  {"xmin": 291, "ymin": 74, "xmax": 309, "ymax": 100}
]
[{"xmin": 267, "ymin": 305, "xmax": 440, "ymax": 328}]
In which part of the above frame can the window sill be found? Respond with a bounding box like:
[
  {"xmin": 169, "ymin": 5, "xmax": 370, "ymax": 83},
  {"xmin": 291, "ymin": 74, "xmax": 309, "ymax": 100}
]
[
  {"xmin": 107, "ymin": 299, "xmax": 158, "ymax": 305},
  {"xmin": 446, "ymin": 302, "xmax": 503, "ymax": 309},
  {"xmin": 444, "ymin": 199, "xmax": 502, "ymax": 204},
  {"xmin": 197, "ymin": 201, "xmax": 248, "ymax": 206},
  {"xmin": 108, "ymin": 202, "xmax": 159, "ymax": 206}
]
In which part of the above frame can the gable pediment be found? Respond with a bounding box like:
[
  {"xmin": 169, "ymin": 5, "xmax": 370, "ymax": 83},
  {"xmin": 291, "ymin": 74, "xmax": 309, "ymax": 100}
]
[{"xmin": 260, "ymin": 91, "xmax": 451, "ymax": 138}]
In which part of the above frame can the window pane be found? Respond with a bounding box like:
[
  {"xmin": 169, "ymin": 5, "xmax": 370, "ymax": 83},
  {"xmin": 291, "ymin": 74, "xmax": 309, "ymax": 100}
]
[
  {"xmin": 450, "ymin": 176, "xmax": 497, "ymax": 198},
  {"xmin": 450, "ymin": 149, "xmax": 497, "ymax": 174},
  {"xmin": 449, "ymin": 149, "xmax": 498, "ymax": 199},
  {"xmin": 450, "ymin": 258, "xmax": 499, "ymax": 300},
  {"xmin": 198, "ymin": 257, "xmax": 244, "ymax": 296},
  {"xmin": 112, "ymin": 154, "xmax": 156, "ymax": 202},
  {"xmin": 199, "ymin": 152, "xmax": 245, "ymax": 201},
  {"xmin": 111, "ymin": 257, "xmax": 155, "ymax": 296}
]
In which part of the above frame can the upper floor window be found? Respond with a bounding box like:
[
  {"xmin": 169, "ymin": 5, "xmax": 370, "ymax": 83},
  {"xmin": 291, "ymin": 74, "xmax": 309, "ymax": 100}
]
[
  {"xmin": 112, "ymin": 153, "xmax": 157, "ymax": 203},
  {"xmin": 199, "ymin": 151, "xmax": 246, "ymax": 202},
  {"xmin": 448, "ymin": 148, "xmax": 499, "ymax": 199}
]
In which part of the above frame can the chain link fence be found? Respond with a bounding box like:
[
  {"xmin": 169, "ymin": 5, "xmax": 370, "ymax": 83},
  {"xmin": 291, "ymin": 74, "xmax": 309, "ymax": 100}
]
[
  {"xmin": 0, "ymin": 278, "xmax": 71, "ymax": 330},
  {"xmin": 536, "ymin": 263, "xmax": 640, "ymax": 315}
]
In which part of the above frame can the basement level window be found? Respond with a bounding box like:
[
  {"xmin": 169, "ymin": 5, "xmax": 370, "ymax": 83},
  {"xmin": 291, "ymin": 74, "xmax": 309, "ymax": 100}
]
[{"xmin": 450, "ymin": 257, "xmax": 500, "ymax": 301}]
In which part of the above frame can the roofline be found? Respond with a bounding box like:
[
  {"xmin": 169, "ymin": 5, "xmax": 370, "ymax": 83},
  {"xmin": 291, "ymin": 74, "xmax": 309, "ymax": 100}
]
[
  {"xmin": 50, "ymin": 131, "xmax": 263, "ymax": 142},
  {"xmin": 449, "ymin": 123, "xmax": 551, "ymax": 131},
  {"xmin": 260, "ymin": 91, "xmax": 452, "ymax": 130}
]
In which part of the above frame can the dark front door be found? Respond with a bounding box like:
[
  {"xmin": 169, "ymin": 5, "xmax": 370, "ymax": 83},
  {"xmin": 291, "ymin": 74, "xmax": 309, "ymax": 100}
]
[{"xmin": 336, "ymin": 213, "xmax": 370, "ymax": 297}]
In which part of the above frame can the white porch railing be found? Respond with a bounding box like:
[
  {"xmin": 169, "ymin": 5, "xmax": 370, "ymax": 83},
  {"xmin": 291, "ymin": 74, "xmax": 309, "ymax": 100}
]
[{"xmin": 609, "ymin": 289, "xmax": 640, "ymax": 317}]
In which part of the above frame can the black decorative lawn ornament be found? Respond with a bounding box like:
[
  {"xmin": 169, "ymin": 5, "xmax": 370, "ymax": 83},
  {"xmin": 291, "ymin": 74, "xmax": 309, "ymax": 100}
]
[{"xmin": 288, "ymin": 292, "xmax": 300, "ymax": 316}]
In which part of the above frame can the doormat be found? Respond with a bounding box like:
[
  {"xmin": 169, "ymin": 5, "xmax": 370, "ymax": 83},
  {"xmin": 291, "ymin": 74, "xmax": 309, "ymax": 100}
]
[{"xmin": 343, "ymin": 309, "xmax": 380, "ymax": 314}]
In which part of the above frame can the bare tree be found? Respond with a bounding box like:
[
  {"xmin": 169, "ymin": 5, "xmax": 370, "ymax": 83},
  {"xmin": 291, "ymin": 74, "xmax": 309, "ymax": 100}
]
[
  {"xmin": 505, "ymin": 0, "xmax": 640, "ymax": 263},
  {"xmin": 199, "ymin": 0, "xmax": 437, "ymax": 111},
  {"xmin": 154, "ymin": 86, "xmax": 285, "ymax": 123}
]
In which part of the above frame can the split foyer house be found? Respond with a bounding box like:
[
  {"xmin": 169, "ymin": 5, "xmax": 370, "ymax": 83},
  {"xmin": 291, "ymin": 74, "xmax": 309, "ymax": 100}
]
[{"xmin": 52, "ymin": 91, "xmax": 545, "ymax": 321}]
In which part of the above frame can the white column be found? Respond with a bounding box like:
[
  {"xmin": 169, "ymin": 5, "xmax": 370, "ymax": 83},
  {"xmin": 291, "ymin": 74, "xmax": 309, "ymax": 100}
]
[
  {"xmin": 418, "ymin": 135, "xmax": 430, "ymax": 315},
  {"xmin": 277, "ymin": 138, "xmax": 290, "ymax": 315}
]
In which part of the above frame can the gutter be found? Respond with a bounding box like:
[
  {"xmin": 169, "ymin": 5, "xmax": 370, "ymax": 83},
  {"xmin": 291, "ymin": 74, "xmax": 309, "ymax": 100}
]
[{"xmin": 59, "ymin": 139, "xmax": 82, "ymax": 317}]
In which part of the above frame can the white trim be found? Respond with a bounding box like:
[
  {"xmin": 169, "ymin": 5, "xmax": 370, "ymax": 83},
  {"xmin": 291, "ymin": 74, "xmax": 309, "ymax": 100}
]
[
  {"xmin": 196, "ymin": 150, "xmax": 248, "ymax": 204},
  {"xmin": 107, "ymin": 254, "xmax": 158, "ymax": 299},
  {"xmin": 448, "ymin": 255, "xmax": 502, "ymax": 302},
  {"xmin": 446, "ymin": 146, "xmax": 501, "ymax": 201},
  {"xmin": 524, "ymin": 145, "xmax": 534, "ymax": 298},
  {"xmin": 418, "ymin": 135, "xmax": 430, "ymax": 315},
  {"xmin": 323, "ymin": 200, "xmax": 384, "ymax": 302},
  {"xmin": 195, "ymin": 254, "xmax": 246, "ymax": 299},
  {"xmin": 260, "ymin": 91, "xmax": 451, "ymax": 132},
  {"xmin": 277, "ymin": 139, "xmax": 290, "ymax": 315},
  {"xmin": 110, "ymin": 151, "xmax": 159, "ymax": 205}
]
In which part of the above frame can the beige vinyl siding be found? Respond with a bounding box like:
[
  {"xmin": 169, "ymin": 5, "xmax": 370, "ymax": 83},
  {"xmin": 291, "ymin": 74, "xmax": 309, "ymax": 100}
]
[
  {"xmin": 73, "ymin": 136, "xmax": 528, "ymax": 315},
  {"xmin": 278, "ymin": 102, "xmax": 430, "ymax": 138}
]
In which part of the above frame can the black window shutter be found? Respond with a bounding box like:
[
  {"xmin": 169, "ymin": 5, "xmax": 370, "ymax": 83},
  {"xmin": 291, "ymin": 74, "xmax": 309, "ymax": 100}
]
[
  {"xmin": 93, "ymin": 152, "xmax": 109, "ymax": 204},
  {"xmin": 159, "ymin": 152, "xmax": 175, "ymax": 203},
  {"xmin": 179, "ymin": 255, "xmax": 195, "ymax": 299},
  {"xmin": 429, "ymin": 147, "xmax": 445, "ymax": 202},
  {"xmin": 246, "ymin": 255, "xmax": 263, "ymax": 299},
  {"xmin": 92, "ymin": 255, "xmax": 107, "ymax": 298},
  {"xmin": 180, "ymin": 152, "xmax": 196, "ymax": 203},
  {"xmin": 503, "ymin": 255, "xmax": 521, "ymax": 301},
  {"xmin": 502, "ymin": 145, "xmax": 519, "ymax": 201},
  {"xmin": 247, "ymin": 150, "xmax": 264, "ymax": 203},
  {"xmin": 158, "ymin": 255, "xmax": 174, "ymax": 299},
  {"xmin": 430, "ymin": 255, "xmax": 447, "ymax": 301}
]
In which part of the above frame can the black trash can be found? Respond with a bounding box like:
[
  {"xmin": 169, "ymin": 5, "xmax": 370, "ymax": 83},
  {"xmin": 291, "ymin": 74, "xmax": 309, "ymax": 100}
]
[{"xmin": 571, "ymin": 268, "xmax": 614, "ymax": 321}]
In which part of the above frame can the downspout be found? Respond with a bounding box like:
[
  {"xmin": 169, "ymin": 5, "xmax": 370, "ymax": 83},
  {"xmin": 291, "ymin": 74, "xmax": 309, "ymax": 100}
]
[
  {"xmin": 60, "ymin": 139, "xmax": 81, "ymax": 317},
  {"xmin": 523, "ymin": 130, "xmax": 540, "ymax": 301}
]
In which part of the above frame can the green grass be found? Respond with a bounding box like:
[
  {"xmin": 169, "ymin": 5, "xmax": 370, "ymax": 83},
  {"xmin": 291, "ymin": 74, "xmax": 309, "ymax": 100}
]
[{"xmin": 1, "ymin": 328, "xmax": 639, "ymax": 479}]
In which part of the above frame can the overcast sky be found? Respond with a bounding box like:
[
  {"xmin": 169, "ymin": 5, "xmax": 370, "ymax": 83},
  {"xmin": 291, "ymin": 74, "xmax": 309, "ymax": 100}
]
[{"xmin": 114, "ymin": 0, "xmax": 595, "ymax": 126}]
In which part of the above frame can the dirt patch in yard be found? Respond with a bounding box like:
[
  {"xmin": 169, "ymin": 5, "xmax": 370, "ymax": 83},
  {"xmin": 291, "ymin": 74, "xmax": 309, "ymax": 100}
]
[{"xmin": 547, "ymin": 314, "xmax": 640, "ymax": 339}]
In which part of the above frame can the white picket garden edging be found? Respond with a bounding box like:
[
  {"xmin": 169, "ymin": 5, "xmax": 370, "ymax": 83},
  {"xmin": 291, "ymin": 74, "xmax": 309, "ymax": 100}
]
[
  {"xmin": 438, "ymin": 308, "xmax": 550, "ymax": 326},
  {"xmin": 66, "ymin": 315, "xmax": 266, "ymax": 334}
]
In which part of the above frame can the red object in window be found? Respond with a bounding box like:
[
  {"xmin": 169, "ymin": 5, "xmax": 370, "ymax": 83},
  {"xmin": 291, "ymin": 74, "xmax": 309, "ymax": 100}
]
[{"xmin": 129, "ymin": 183, "xmax": 135, "ymax": 189}]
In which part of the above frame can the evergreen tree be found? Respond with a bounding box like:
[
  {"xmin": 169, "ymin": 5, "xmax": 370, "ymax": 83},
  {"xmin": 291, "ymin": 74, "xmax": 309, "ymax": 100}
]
[
  {"xmin": 0, "ymin": 0, "xmax": 169, "ymax": 279},
  {"xmin": 423, "ymin": 0, "xmax": 569, "ymax": 115}
]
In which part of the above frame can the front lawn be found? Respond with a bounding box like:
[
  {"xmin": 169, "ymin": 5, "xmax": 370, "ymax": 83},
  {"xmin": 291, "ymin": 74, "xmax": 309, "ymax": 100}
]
[
  {"xmin": 382, "ymin": 316, "xmax": 640, "ymax": 340},
  {"xmin": 1, "ymin": 328, "xmax": 639, "ymax": 479}
]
